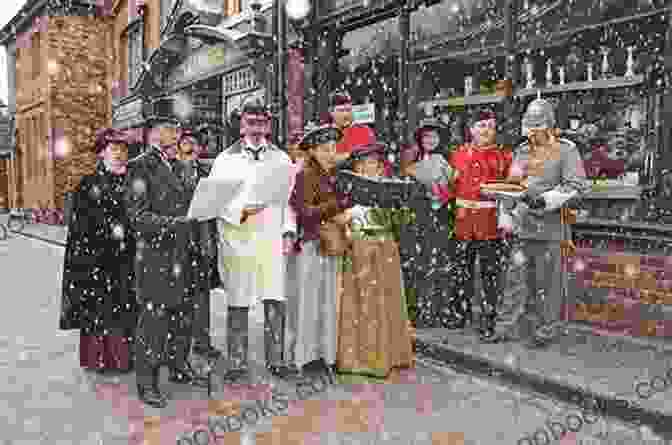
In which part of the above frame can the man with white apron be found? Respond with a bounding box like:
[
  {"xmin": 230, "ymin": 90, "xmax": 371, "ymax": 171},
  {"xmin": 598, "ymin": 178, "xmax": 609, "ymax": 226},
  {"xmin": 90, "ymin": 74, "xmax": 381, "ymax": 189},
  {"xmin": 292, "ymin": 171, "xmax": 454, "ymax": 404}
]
[{"xmin": 210, "ymin": 96, "xmax": 296, "ymax": 382}]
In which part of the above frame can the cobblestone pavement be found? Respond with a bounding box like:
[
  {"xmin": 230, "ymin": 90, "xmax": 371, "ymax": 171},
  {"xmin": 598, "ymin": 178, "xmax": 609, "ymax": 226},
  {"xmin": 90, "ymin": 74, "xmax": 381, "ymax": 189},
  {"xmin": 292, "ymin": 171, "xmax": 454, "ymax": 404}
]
[{"xmin": 1, "ymin": 234, "xmax": 669, "ymax": 445}]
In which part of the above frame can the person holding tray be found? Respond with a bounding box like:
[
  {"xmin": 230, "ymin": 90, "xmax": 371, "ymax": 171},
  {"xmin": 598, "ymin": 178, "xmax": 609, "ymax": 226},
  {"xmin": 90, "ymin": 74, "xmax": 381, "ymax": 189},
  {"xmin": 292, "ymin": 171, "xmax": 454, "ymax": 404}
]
[
  {"xmin": 209, "ymin": 95, "xmax": 297, "ymax": 382},
  {"xmin": 336, "ymin": 142, "xmax": 414, "ymax": 381},
  {"xmin": 502, "ymin": 98, "xmax": 590, "ymax": 347},
  {"xmin": 433, "ymin": 110, "xmax": 513, "ymax": 342}
]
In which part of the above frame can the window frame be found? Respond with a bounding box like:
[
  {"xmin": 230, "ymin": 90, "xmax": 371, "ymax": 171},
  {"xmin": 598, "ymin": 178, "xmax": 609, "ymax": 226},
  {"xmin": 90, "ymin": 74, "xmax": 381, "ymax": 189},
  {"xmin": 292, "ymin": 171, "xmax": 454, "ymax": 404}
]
[
  {"xmin": 124, "ymin": 19, "xmax": 144, "ymax": 93},
  {"xmin": 160, "ymin": 0, "xmax": 176, "ymax": 34}
]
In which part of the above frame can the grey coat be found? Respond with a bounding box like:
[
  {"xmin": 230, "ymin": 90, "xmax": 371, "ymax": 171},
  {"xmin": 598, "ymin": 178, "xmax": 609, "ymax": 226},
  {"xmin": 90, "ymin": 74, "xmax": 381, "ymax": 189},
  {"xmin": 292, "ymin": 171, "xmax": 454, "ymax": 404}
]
[{"xmin": 511, "ymin": 138, "xmax": 591, "ymax": 241}]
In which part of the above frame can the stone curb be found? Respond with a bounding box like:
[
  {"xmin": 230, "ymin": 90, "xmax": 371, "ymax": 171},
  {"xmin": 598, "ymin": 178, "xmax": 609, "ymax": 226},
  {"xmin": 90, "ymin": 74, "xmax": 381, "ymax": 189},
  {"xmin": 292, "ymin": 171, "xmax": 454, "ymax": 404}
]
[
  {"xmin": 12, "ymin": 230, "xmax": 66, "ymax": 247},
  {"xmin": 414, "ymin": 337, "xmax": 672, "ymax": 441}
]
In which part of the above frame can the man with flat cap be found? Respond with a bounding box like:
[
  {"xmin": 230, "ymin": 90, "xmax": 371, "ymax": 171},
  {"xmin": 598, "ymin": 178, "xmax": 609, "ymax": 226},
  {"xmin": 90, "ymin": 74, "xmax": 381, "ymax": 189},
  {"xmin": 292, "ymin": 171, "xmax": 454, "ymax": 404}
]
[{"xmin": 210, "ymin": 95, "xmax": 297, "ymax": 382}]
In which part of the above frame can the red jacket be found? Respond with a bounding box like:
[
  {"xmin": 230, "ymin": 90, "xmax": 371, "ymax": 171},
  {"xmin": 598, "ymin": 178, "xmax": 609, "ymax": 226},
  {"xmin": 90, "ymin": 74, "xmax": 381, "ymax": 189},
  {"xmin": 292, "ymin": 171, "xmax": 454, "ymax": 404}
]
[{"xmin": 447, "ymin": 144, "xmax": 512, "ymax": 240}]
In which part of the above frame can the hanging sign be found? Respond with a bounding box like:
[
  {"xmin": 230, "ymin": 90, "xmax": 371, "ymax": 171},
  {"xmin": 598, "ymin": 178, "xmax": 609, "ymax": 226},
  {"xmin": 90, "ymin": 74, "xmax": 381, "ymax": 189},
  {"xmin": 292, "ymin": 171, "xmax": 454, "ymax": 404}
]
[{"xmin": 352, "ymin": 103, "xmax": 375, "ymax": 124}]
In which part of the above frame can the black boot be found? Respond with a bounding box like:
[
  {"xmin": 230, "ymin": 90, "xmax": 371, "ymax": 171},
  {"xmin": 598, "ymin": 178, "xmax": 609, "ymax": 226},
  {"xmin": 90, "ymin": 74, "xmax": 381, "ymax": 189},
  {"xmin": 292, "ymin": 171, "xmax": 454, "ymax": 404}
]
[
  {"xmin": 152, "ymin": 367, "xmax": 170, "ymax": 401},
  {"xmin": 478, "ymin": 313, "xmax": 500, "ymax": 343},
  {"xmin": 138, "ymin": 367, "xmax": 168, "ymax": 408},
  {"xmin": 264, "ymin": 300, "xmax": 297, "ymax": 378},
  {"xmin": 223, "ymin": 306, "xmax": 250, "ymax": 382}
]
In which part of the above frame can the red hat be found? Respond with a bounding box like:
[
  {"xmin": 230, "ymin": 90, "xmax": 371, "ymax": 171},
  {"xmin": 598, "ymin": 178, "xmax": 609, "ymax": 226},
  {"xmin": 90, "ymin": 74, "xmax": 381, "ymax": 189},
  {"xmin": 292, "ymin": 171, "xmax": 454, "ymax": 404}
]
[
  {"xmin": 329, "ymin": 90, "xmax": 352, "ymax": 109},
  {"xmin": 95, "ymin": 128, "xmax": 127, "ymax": 154}
]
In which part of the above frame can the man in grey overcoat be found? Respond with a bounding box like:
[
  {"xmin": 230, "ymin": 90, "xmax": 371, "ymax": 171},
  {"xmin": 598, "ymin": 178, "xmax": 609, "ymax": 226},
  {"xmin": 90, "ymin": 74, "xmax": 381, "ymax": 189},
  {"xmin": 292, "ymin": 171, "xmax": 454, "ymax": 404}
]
[
  {"xmin": 124, "ymin": 120, "xmax": 209, "ymax": 408},
  {"xmin": 505, "ymin": 98, "xmax": 591, "ymax": 347}
]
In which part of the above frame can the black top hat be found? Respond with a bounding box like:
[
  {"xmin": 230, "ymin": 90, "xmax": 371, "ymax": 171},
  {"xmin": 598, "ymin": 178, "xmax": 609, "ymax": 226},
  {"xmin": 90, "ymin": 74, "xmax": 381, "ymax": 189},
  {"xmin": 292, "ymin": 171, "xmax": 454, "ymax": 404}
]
[{"xmin": 298, "ymin": 125, "xmax": 343, "ymax": 150}]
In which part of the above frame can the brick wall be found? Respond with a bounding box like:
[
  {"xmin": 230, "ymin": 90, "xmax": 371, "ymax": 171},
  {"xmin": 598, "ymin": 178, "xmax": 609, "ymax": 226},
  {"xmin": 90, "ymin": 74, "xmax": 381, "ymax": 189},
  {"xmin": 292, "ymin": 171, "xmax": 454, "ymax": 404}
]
[{"xmin": 47, "ymin": 16, "xmax": 112, "ymax": 209}]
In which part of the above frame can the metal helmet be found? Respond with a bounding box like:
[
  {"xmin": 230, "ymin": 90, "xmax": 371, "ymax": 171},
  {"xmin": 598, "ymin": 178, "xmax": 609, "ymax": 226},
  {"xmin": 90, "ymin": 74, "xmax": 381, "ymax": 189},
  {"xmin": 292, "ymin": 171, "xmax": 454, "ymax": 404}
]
[{"xmin": 521, "ymin": 98, "xmax": 556, "ymax": 134}]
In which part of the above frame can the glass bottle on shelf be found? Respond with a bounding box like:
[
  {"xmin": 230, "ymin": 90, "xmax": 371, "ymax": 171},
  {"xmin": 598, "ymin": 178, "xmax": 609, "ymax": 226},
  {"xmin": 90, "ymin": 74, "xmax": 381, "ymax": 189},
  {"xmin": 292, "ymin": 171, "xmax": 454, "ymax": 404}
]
[
  {"xmin": 546, "ymin": 58, "xmax": 553, "ymax": 87},
  {"xmin": 600, "ymin": 47, "xmax": 611, "ymax": 79},
  {"xmin": 625, "ymin": 46, "xmax": 636, "ymax": 78},
  {"xmin": 524, "ymin": 56, "xmax": 535, "ymax": 89}
]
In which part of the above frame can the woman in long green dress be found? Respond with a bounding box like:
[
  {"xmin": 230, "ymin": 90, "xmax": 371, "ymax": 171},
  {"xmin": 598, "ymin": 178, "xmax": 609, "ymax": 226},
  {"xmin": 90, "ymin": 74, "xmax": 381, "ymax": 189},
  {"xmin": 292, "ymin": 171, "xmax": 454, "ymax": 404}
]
[{"xmin": 336, "ymin": 143, "xmax": 414, "ymax": 382}]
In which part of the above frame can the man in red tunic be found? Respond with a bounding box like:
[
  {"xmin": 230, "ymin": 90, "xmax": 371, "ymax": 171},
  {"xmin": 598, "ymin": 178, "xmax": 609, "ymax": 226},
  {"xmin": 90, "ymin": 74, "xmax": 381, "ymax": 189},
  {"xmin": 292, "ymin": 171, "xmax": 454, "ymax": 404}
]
[
  {"xmin": 441, "ymin": 110, "xmax": 513, "ymax": 342},
  {"xmin": 321, "ymin": 90, "xmax": 377, "ymax": 162}
]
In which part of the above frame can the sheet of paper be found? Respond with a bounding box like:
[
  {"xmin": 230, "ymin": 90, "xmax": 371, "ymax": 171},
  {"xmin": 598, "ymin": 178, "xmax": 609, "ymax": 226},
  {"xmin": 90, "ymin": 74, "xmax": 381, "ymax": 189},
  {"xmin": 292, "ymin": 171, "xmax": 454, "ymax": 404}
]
[
  {"xmin": 247, "ymin": 160, "xmax": 296, "ymax": 207},
  {"xmin": 187, "ymin": 177, "xmax": 245, "ymax": 221}
]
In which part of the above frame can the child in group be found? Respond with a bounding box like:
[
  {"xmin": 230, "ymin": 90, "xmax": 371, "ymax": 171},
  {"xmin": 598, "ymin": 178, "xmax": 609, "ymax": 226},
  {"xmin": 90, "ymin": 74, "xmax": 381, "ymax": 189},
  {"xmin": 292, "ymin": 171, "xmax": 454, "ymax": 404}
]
[{"xmin": 337, "ymin": 142, "xmax": 414, "ymax": 381}]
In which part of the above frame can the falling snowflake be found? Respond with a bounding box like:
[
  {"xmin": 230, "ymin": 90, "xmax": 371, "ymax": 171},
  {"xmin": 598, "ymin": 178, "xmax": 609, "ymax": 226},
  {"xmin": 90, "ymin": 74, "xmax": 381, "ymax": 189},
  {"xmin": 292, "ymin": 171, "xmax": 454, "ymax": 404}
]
[
  {"xmin": 285, "ymin": 0, "xmax": 311, "ymax": 20},
  {"xmin": 47, "ymin": 60, "xmax": 59, "ymax": 76},
  {"xmin": 131, "ymin": 178, "xmax": 147, "ymax": 195},
  {"xmin": 173, "ymin": 94, "xmax": 193, "ymax": 120},
  {"xmin": 111, "ymin": 224, "xmax": 125, "ymax": 240},
  {"xmin": 512, "ymin": 249, "xmax": 526, "ymax": 266},
  {"xmin": 52, "ymin": 136, "xmax": 71, "ymax": 159}
]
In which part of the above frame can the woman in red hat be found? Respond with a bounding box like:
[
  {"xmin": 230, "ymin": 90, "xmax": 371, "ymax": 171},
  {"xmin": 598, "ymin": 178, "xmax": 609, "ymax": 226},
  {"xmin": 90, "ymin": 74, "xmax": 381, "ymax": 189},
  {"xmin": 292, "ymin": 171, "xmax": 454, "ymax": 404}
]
[
  {"xmin": 59, "ymin": 128, "xmax": 137, "ymax": 372},
  {"xmin": 336, "ymin": 142, "xmax": 413, "ymax": 382},
  {"xmin": 398, "ymin": 118, "xmax": 455, "ymax": 329}
]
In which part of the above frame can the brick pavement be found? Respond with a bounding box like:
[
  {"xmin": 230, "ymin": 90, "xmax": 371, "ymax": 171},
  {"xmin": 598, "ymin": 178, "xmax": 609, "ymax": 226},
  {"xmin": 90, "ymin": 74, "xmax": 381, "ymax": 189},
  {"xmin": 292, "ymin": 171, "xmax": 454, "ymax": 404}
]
[{"xmin": 3, "ymin": 230, "xmax": 671, "ymax": 444}]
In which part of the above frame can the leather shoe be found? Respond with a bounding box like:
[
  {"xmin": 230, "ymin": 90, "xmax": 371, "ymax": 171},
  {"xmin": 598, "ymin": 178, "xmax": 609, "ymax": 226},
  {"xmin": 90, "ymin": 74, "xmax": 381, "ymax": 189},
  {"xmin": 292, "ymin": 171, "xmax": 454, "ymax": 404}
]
[
  {"xmin": 169, "ymin": 367, "xmax": 210, "ymax": 388},
  {"xmin": 137, "ymin": 385, "xmax": 168, "ymax": 408}
]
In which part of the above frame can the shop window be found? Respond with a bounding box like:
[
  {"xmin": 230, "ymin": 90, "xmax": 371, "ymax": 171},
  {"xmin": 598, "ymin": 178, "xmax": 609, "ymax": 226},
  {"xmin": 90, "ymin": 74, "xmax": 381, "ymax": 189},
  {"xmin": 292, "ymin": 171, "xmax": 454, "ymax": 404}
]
[
  {"xmin": 160, "ymin": 0, "xmax": 175, "ymax": 32},
  {"xmin": 126, "ymin": 22, "xmax": 144, "ymax": 90}
]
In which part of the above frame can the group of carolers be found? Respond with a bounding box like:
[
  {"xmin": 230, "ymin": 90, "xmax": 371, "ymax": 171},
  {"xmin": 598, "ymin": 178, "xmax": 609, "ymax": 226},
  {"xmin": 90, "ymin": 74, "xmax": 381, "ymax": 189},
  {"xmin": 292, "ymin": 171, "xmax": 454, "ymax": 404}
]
[{"xmin": 58, "ymin": 88, "xmax": 589, "ymax": 408}]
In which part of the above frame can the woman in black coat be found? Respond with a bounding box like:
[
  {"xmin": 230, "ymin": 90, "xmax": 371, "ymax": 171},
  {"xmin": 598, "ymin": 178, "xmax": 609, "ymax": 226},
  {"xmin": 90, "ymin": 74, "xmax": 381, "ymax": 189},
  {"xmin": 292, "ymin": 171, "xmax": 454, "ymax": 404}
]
[{"xmin": 59, "ymin": 128, "xmax": 137, "ymax": 372}]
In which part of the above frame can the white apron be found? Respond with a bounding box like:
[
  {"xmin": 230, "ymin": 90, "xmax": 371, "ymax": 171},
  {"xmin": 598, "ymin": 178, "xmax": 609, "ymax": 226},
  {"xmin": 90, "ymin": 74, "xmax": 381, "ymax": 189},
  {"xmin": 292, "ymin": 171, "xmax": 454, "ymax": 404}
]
[{"xmin": 210, "ymin": 147, "xmax": 296, "ymax": 307}]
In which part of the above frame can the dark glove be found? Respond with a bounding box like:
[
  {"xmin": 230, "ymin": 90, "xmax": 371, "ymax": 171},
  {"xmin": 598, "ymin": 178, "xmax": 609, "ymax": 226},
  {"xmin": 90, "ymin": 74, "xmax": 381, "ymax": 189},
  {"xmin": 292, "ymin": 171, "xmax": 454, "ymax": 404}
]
[{"xmin": 520, "ymin": 193, "xmax": 546, "ymax": 211}]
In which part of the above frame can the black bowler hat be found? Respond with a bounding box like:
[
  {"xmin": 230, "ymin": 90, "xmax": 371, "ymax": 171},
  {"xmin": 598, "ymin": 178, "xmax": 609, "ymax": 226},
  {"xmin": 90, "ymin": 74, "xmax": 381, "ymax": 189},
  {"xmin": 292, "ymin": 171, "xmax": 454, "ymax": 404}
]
[{"xmin": 298, "ymin": 125, "xmax": 343, "ymax": 150}]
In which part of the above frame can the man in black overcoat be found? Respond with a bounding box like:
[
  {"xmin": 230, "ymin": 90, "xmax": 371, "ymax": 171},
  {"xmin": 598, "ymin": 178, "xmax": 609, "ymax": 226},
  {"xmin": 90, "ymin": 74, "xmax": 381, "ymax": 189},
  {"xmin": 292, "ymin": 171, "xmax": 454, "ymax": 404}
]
[
  {"xmin": 124, "ymin": 120, "xmax": 208, "ymax": 408},
  {"xmin": 172, "ymin": 129, "xmax": 223, "ymax": 359}
]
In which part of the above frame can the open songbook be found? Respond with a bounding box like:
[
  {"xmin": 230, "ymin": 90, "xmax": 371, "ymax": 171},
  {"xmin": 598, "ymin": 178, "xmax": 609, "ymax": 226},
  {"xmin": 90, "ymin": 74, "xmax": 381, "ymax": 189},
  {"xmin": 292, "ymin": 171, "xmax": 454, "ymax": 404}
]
[
  {"xmin": 187, "ymin": 177, "xmax": 245, "ymax": 221},
  {"xmin": 245, "ymin": 159, "xmax": 297, "ymax": 207}
]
